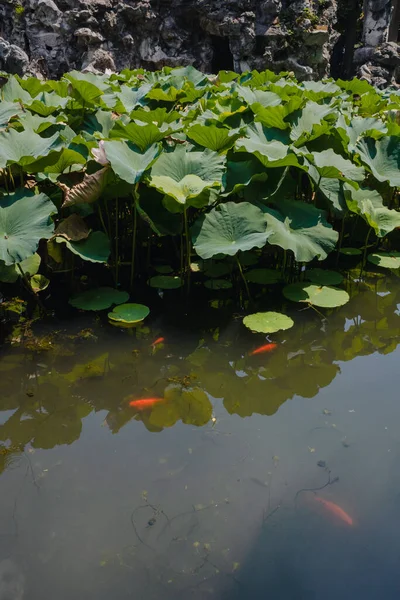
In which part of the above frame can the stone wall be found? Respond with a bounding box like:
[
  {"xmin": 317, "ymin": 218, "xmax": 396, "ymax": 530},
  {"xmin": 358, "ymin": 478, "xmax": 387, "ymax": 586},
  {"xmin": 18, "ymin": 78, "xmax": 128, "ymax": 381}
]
[{"xmin": 0, "ymin": 0, "xmax": 398, "ymax": 86}]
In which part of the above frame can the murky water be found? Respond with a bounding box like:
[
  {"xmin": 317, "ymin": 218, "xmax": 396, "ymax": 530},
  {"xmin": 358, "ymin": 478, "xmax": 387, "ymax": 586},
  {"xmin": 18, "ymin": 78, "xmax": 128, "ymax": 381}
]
[{"xmin": 1, "ymin": 273, "xmax": 400, "ymax": 599}]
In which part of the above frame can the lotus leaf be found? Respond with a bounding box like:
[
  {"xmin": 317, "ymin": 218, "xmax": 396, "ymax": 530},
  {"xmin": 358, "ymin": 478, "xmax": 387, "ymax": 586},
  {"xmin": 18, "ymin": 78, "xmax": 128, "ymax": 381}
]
[
  {"xmin": 148, "ymin": 275, "xmax": 183, "ymax": 289},
  {"xmin": 103, "ymin": 140, "xmax": 160, "ymax": 185},
  {"xmin": 56, "ymin": 231, "xmax": 110, "ymax": 263},
  {"xmin": 148, "ymin": 145, "xmax": 226, "ymax": 206},
  {"xmin": 110, "ymin": 121, "xmax": 168, "ymax": 151},
  {"xmin": 69, "ymin": 287, "xmax": 129, "ymax": 311},
  {"xmin": 0, "ymin": 190, "xmax": 55, "ymax": 265},
  {"xmin": 344, "ymin": 185, "xmax": 400, "ymax": 237},
  {"xmin": 283, "ymin": 283, "xmax": 349, "ymax": 307},
  {"xmin": 367, "ymin": 252, "xmax": 400, "ymax": 269},
  {"xmin": 0, "ymin": 128, "xmax": 61, "ymax": 169},
  {"xmin": 154, "ymin": 265, "xmax": 173, "ymax": 274},
  {"xmin": 30, "ymin": 274, "xmax": 50, "ymax": 293},
  {"xmin": 0, "ymin": 253, "xmax": 40, "ymax": 283},
  {"xmin": 191, "ymin": 201, "xmax": 269, "ymax": 260},
  {"xmin": 235, "ymin": 122, "xmax": 299, "ymax": 169},
  {"xmin": 108, "ymin": 303, "xmax": 150, "ymax": 324},
  {"xmin": 261, "ymin": 199, "xmax": 338, "ymax": 262},
  {"xmin": 305, "ymin": 269, "xmax": 343, "ymax": 286},
  {"xmin": 309, "ymin": 149, "xmax": 364, "ymax": 181},
  {"xmin": 204, "ymin": 262, "xmax": 232, "ymax": 278},
  {"xmin": 339, "ymin": 247, "xmax": 362, "ymax": 256},
  {"xmin": 357, "ymin": 137, "xmax": 400, "ymax": 187},
  {"xmin": 186, "ymin": 124, "xmax": 238, "ymax": 151},
  {"xmin": 243, "ymin": 311, "xmax": 294, "ymax": 333}
]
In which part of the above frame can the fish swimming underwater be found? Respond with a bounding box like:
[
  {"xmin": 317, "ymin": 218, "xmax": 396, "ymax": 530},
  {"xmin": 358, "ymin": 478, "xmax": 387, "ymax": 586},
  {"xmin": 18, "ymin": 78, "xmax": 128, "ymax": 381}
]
[
  {"xmin": 151, "ymin": 337, "xmax": 165, "ymax": 347},
  {"xmin": 250, "ymin": 343, "xmax": 278, "ymax": 356},
  {"xmin": 129, "ymin": 398, "xmax": 165, "ymax": 411},
  {"xmin": 314, "ymin": 496, "xmax": 354, "ymax": 526}
]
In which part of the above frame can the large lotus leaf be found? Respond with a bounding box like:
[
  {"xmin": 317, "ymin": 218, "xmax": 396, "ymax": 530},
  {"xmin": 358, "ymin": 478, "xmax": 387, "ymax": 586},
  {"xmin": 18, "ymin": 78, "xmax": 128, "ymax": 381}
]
[
  {"xmin": 251, "ymin": 97, "xmax": 303, "ymax": 129},
  {"xmin": 309, "ymin": 149, "xmax": 365, "ymax": 181},
  {"xmin": 191, "ymin": 201, "xmax": 269, "ymax": 260},
  {"xmin": 261, "ymin": 199, "xmax": 338, "ymax": 262},
  {"xmin": 131, "ymin": 107, "xmax": 180, "ymax": 126},
  {"xmin": 0, "ymin": 190, "xmax": 55, "ymax": 265},
  {"xmin": 0, "ymin": 101, "xmax": 23, "ymax": 126},
  {"xmin": 186, "ymin": 124, "xmax": 238, "ymax": 151},
  {"xmin": 305, "ymin": 160, "xmax": 346, "ymax": 214},
  {"xmin": 108, "ymin": 303, "xmax": 150, "ymax": 324},
  {"xmin": 107, "ymin": 84, "xmax": 152, "ymax": 112},
  {"xmin": 339, "ymin": 116, "xmax": 387, "ymax": 153},
  {"xmin": 0, "ymin": 128, "xmax": 61, "ymax": 169},
  {"xmin": 243, "ymin": 311, "xmax": 294, "ymax": 333},
  {"xmin": 0, "ymin": 252, "xmax": 40, "ymax": 283},
  {"xmin": 367, "ymin": 252, "xmax": 400, "ymax": 269},
  {"xmin": 344, "ymin": 184, "xmax": 400, "ymax": 237},
  {"xmin": 235, "ymin": 122, "xmax": 299, "ymax": 169},
  {"xmin": 1, "ymin": 76, "xmax": 33, "ymax": 103},
  {"xmin": 283, "ymin": 283, "xmax": 349, "ymax": 307},
  {"xmin": 289, "ymin": 101, "xmax": 336, "ymax": 142},
  {"xmin": 69, "ymin": 287, "xmax": 129, "ymax": 311},
  {"xmin": 27, "ymin": 148, "xmax": 87, "ymax": 175},
  {"xmin": 148, "ymin": 145, "xmax": 226, "ymax": 205},
  {"xmin": 56, "ymin": 231, "xmax": 110, "ymax": 263},
  {"xmin": 103, "ymin": 140, "xmax": 160, "ymax": 185},
  {"xmin": 109, "ymin": 121, "xmax": 167, "ymax": 151},
  {"xmin": 65, "ymin": 74, "xmax": 104, "ymax": 104},
  {"xmin": 222, "ymin": 156, "xmax": 268, "ymax": 196},
  {"xmin": 234, "ymin": 85, "xmax": 282, "ymax": 107},
  {"xmin": 356, "ymin": 137, "xmax": 400, "ymax": 187}
]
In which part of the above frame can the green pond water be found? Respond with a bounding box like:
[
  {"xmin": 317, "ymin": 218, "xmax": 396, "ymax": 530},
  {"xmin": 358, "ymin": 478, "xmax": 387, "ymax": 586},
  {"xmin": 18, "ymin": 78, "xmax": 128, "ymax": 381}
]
[{"xmin": 0, "ymin": 273, "xmax": 400, "ymax": 599}]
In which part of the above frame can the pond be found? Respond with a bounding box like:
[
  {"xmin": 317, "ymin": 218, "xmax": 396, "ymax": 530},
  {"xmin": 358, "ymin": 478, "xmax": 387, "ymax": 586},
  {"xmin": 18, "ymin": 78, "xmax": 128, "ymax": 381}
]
[{"xmin": 0, "ymin": 273, "xmax": 400, "ymax": 600}]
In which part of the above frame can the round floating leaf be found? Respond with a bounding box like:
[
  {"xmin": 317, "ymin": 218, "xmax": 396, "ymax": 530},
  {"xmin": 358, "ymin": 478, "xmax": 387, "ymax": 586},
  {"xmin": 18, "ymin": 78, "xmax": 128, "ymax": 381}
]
[
  {"xmin": 191, "ymin": 201, "xmax": 269, "ymax": 260},
  {"xmin": 148, "ymin": 275, "xmax": 183, "ymax": 289},
  {"xmin": 204, "ymin": 262, "xmax": 232, "ymax": 278},
  {"xmin": 243, "ymin": 311, "xmax": 294, "ymax": 333},
  {"xmin": 305, "ymin": 269, "xmax": 343, "ymax": 286},
  {"xmin": 283, "ymin": 283, "xmax": 349, "ymax": 308},
  {"xmin": 339, "ymin": 247, "xmax": 362, "ymax": 256},
  {"xmin": 154, "ymin": 265, "xmax": 174, "ymax": 274},
  {"xmin": 245, "ymin": 268, "xmax": 281, "ymax": 284},
  {"xmin": 69, "ymin": 287, "xmax": 129, "ymax": 311},
  {"xmin": 0, "ymin": 189, "xmax": 55, "ymax": 265},
  {"xmin": 108, "ymin": 303, "xmax": 150, "ymax": 325},
  {"xmin": 204, "ymin": 279, "xmax": 232, "ymax": 289},
  {"xmin": 239, "ymin": 251, "xmax": 260, "ymax": 266},
  {"xmin": 30, "ymin": 274, "xmax": 50, "ymax": 293},
  {"xmin": 367, "ymin": 252, "xmax": 400, "ymax": 269}
]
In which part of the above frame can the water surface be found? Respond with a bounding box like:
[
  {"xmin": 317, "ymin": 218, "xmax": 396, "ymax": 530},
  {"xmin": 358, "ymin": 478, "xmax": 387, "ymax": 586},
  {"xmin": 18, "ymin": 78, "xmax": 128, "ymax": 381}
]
[{"xmin": 1, "ymin": 274, "xmax": 400, "ymax": 599}]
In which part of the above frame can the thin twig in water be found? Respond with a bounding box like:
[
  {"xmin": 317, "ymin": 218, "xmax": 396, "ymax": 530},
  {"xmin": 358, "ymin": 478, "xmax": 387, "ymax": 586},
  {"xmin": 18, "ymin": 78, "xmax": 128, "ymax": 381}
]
[{"xmin": 294, "ymin": 471, "xmax": 339, "ymax": 504}]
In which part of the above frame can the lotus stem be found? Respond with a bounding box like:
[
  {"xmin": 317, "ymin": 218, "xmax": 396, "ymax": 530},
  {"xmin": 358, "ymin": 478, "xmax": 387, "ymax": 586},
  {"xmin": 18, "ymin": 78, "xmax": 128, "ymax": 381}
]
[
  {"xmin": 235, "ymin": 255, "xmax": 251, "ymax": 303},
  {"xmin": 98, "ymin": 204, "xmax": 108, "ymax": 235},
  {"xmin": 335, "ymin": 213, "xmax": 346, "ymax": 266},
  {"xmin": 362, "ymin": 227, "xmax": 372, "ymax": 269},
  {"xmin": 130, "ymin": 185, "xmax": 138, "ymax": 290},
  {"xmin": 115, "ymin": 197, "xmax": 119, "ymax": 285},
  {"xmin": 16, "ymin": 263, "xmax": 44, "ymax": 309},
  {"xmin": 183, "ymin": 207, "xmax": 191, "ymax": 284}
]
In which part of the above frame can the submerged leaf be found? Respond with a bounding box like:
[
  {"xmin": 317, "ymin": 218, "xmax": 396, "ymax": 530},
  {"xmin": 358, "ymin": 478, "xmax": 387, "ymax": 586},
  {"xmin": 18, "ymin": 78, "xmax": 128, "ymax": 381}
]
[{"xmin": 148, "ymin": 275, "xmax": 183, "ymax": 289}]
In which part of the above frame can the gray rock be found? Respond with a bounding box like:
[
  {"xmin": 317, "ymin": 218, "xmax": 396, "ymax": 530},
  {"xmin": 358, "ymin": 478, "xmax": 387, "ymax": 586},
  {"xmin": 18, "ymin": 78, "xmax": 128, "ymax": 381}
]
[
  {"xmin": 0, "ymin": 37, "xmax": 29, "ymax": 75},
  {"xmin": 75, "ymin": 27, "xmax": 105, "ymax": 45}
]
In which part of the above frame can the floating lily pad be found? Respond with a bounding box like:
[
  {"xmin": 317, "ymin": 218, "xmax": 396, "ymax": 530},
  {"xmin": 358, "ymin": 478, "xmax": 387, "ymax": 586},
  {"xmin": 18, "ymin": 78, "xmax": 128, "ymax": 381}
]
[
  {"xmin": 243, "ymin": 311, "xmax": 294, "ymax": 333},
  {"xmin": 154, "ymin": 265, "xmax": 174, "ymax": 274},
  {"xmin": 239, "ymin": 251, "xmax": 260, "ymax": 266},
  {"xmin": 305, "ymin": 268, "xmax": 343, "ymax": 286},
  {"xmin": 204, "ymin": 279, "xmax": 232, "ymax": 289},
  {"xmin": 245, "ymin": 268, "xmax": 281, "ymax": 284},
  {"xmin": 367, "ymin": 252, "xmax": 400, "ymax": 269},
  {"xmin": 339, "ymin": 247, "xmax": 362, "ymax": 256},
  {"xmin": 283, "ymin": 283, "xmax": 349, "ymax": 308},
  {"xmin": 69, "ymin": 287, "xmax": 129, "ymax": 311},
  {"xmin": 108, "ymin": 303, "xmax": 150, "ymax": 327},
  {"xmin": 148, "ymin": 275, "xmax": 183, "ymax": 289}
]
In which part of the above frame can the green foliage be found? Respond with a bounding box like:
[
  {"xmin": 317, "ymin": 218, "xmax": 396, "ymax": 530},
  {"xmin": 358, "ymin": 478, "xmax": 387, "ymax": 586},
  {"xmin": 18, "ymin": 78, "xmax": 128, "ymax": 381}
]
[
  {"xmin": 0, "ymin": 66, "xmax": 399, "ymax": 316},
  {"xmin": 243, "ymin": 311, "xmax": 294, "ymax": 333}
]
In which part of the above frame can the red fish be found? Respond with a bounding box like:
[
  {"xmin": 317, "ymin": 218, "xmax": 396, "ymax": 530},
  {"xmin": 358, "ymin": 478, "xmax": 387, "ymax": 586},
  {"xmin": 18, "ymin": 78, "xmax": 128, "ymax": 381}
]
[
  {"xmin": 315, "ymin": 496, "xmax": 354, "ymax": 526},
  {"xmin": 151, "ymin": 337, "xmax": 165, "ymax": 347},
  {"xmin": 250, "ymin": 343, "xmax": 278, "ymax": 356},
  {"xmin": 129, "ymin": 398, "xmax": 164, "ymax": 411}
]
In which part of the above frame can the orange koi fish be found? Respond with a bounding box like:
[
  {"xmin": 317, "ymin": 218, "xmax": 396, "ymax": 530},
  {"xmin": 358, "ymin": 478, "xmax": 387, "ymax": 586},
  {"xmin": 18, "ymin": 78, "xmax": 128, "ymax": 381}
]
[
  {"xmin": 315, "ymin": 496, "xmax": 354, "ymax": 526},
  {"xmin": 250, "ymin": 342, "xmax": 278, "ymax": 356},
  {"xmin": 129, "ymin": 398, "xmax": 164, "ymax": 411},
  {"xmin": 151, "ymin": 337, "xmax": 165, "ymax": 347}
]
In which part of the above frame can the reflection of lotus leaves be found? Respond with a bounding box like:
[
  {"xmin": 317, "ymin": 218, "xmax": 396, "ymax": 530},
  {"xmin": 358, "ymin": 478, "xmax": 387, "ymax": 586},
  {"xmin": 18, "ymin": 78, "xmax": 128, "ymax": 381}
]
[{"xmin": 148, "ymin": 385, "xmax": 212, "ymax": 428}]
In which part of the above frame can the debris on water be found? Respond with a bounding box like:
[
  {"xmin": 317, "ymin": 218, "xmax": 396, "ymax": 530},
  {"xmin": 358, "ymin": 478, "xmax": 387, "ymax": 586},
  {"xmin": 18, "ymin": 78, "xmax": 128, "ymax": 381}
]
[
  {"xmin": 232, "ymin": 562, "xmax": 240, "ymax": 572},
  {"xmin": 250, "ymin": 477, "xmax": 269, "ymax": 488},
  {"xmin": 147, "ymin": 518, "xmax": 156, "ymax": 527},
  {"xmin": 349, "ymin": 409, "xmax": 355, "ymax": 413},
  {"xmin": 323, "ymin": 409, "xmax": 332, "ymax": 415},
  {"xmin": 26, "ymin": 391, "xmax": 34, "ymax": 397},
  {"xmin": 317, "ymin": 460, "xmax": 326, "ymax": 468},
  {"xmin": 308, "ymin": 447, "xmax": 316, "ymax": 453},
  {"xmin": 342, "ymin": 438, "xmax": 350, "ymax": 448}
]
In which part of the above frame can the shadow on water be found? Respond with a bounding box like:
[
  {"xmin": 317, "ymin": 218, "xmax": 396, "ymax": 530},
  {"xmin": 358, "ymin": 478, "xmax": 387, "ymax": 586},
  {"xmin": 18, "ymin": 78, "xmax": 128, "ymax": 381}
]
[{"xmin": 0, "ymin": 272, "xmax": 399, "ymax": 598}]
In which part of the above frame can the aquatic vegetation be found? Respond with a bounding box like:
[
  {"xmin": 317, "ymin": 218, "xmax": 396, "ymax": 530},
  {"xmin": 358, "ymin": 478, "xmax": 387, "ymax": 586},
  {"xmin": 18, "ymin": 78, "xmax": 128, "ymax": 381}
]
[
  {"xmin": 243, "ymin": 312, "xmax": 293, "ymax": 334},
  {"xmin": 0, "ymin": 66, "xmax": 399, "ymax": 328}
]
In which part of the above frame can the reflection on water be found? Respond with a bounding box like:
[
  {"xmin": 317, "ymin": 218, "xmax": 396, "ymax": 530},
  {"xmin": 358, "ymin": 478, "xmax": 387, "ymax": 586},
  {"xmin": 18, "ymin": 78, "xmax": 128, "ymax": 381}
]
[{"xmin": 0, "ymin": 274, "xmax": 400, "ymax": 599}]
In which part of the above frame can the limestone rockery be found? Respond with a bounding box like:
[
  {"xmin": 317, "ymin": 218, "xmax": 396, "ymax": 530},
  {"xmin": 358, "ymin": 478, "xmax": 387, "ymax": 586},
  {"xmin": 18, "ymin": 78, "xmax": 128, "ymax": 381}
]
[{"xmin": 0, "ymin": 0, "xmax": 399, "ymax": 86}]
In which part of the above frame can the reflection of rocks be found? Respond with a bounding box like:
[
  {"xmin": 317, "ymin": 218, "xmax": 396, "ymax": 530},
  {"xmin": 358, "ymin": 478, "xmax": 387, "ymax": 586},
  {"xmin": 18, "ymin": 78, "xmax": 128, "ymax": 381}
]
[{"xmin": 0, "ymin": 559, "xmax": 24, "ymax": 600}]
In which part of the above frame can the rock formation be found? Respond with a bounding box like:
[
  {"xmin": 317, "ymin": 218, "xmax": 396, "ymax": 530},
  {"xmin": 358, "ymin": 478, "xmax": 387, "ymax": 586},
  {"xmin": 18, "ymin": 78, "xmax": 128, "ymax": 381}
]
[{"xmin": 0, "ymin": 0, "xmax": 399, "ymax": 86}]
